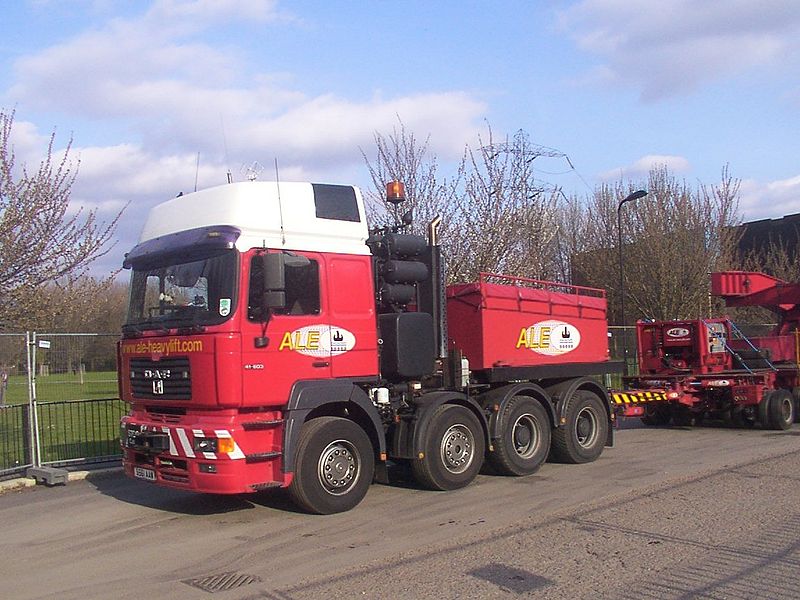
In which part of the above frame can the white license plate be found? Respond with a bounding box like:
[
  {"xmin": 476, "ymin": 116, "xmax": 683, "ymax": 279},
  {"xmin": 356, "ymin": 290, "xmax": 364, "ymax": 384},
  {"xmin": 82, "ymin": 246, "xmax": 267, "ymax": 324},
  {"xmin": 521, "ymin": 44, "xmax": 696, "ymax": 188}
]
[{"xmin": 134, "ymin": 466, "xmax": 156, "ymax": 481}]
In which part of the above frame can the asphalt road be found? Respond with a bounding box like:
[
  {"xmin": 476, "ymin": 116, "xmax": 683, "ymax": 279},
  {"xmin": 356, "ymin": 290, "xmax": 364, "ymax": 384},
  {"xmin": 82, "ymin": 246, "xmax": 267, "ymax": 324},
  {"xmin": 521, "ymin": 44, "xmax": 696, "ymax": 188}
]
[{"xmin": 1, "ymin": 421, "xmax": 798, "ymax": 600}]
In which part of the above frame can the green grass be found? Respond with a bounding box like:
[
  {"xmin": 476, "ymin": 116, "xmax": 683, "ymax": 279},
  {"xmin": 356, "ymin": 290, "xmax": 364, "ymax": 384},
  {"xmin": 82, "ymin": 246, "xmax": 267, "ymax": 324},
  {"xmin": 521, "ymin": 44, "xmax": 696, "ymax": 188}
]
[{"xmin": 1, "ymin": 370, "xmax": 118, "ymax": 405}]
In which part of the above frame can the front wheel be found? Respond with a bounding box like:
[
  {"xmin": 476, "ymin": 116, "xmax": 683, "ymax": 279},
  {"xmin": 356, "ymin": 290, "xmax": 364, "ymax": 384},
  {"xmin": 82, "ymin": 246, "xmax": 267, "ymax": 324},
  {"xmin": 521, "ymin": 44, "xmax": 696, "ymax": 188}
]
[
  {"xmin": 550, "ymin": 391, "xmax": 608, "ymax": 464},
  {"xmin": 488, "ymin": 395, "xmax": 551, "ymax": 476},
  {"xmin": 288, "ymin": 417, "xmax": 374, "ymax": 514},
  {"xmin": 412, "ymin": 404, "xmax": 485, "ymax": 491}
]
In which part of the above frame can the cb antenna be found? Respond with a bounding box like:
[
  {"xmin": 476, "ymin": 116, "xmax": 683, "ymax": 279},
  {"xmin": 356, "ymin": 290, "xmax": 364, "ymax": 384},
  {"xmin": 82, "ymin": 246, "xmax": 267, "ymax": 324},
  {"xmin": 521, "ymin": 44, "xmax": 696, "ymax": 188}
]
[
  {"xmin": 274, "ymin": 158, "xmax": 286, "ymax": 246},
  {"xmin": 194, "ymin": 152, "xmax": 200, "ymax": 191},
  {"xmin": 220, "ymin": 114, "xmax": 233, "ymax": 183}
]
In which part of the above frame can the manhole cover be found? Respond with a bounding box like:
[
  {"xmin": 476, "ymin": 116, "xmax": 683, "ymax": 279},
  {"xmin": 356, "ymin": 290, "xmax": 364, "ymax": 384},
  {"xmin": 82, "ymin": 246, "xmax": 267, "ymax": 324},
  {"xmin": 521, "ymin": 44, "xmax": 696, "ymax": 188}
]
[{"xmin": 183, "ymin": 572, "xmax": 261, "ymax": 593}]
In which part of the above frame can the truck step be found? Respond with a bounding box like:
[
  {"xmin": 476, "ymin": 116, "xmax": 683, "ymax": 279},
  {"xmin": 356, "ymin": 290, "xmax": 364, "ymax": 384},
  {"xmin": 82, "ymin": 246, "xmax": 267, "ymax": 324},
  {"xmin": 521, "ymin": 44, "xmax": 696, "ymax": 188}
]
[
  {"xmin": 249, "ymin": 481, "xmax": 282, "ymax": 490},
  {"xmin": 241, "ymin": 419, "xmax": 284, "ymax": 430},
  {"xmin": 245, "ymin": 451, "xmax": 282, "ymax": 463}
]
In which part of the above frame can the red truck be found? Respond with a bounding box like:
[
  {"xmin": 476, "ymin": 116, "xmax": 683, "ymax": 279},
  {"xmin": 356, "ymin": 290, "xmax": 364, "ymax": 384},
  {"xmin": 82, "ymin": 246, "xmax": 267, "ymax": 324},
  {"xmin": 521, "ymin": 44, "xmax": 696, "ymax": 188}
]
[
  {"xmin": 119, "ymin": 180, "xmax": 621, "ymax": 513},
  {"xmin": 613, "ymin": 271, "xmax": 799, "ymax": 429}
]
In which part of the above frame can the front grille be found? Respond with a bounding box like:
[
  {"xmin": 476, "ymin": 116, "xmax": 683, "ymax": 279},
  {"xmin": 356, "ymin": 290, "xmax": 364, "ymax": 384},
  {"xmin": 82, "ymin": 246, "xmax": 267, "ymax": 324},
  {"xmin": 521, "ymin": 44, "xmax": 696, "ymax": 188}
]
[
  {"xmin": 130, "ymin": 357, "xmax": 191, "ymax": 400},
  {"xmin": 146, "ymin": 407, "xmax": 186, "ymax": 423}
]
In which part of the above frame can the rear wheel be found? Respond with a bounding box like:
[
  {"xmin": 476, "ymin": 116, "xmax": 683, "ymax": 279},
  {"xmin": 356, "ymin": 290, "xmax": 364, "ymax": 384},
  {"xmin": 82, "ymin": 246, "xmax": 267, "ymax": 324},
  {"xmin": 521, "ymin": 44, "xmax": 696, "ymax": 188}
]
[
  {"xmin": 488, "ymin": 395, "xmax": 551, "ymax": 476},
  {"xmin": 412, "ymin": 404, "xmax": 485, "ymax": 491},
  {"xmin": 550, "ymin": 391, "xmax": 608, "ymax": 464},
  {"xmin": 288, "ymin": 417, "xmax": 374, "ymax": 514},
  {"xmin": 764, "ymin": 389, "xmax": 794, "ymax": 431}
]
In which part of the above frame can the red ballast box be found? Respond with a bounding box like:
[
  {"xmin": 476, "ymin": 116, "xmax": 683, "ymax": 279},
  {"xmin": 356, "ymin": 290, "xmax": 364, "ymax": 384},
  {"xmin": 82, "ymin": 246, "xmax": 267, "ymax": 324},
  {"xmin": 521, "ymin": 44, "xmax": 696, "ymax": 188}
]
[{"xmin": 446, "ymin": 273, "xmax": 610, "ymax": 371}]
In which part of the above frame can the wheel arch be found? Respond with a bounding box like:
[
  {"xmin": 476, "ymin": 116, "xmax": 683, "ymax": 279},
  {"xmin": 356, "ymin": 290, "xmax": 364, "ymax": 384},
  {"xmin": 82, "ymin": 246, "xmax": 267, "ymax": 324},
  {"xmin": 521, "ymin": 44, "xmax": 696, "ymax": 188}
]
[
  {"xmin": 401, "ymin": 391, "xmax": 489, "ymax": 460},
  {"xmin": 476, "ymin": 382, "xmax": 555, "ymax": 440},
  {"xmin": 283, "ymin": 379, "xmax": 385, "ymax": 473}
]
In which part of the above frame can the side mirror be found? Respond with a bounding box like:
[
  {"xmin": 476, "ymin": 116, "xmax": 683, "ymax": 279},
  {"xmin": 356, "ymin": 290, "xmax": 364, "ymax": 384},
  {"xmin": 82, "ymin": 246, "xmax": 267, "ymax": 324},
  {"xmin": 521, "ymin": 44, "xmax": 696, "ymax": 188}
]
[{"xmin": 262, "ymin": 253, "xmax": 286, "ymax": 310}]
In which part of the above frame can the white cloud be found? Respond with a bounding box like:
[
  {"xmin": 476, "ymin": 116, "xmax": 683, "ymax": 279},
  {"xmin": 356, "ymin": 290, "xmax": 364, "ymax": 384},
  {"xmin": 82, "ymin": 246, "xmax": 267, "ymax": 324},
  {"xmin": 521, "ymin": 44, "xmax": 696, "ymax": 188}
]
[
  {"xmin": 599, "ymin": 154, "xmax": 691, "ymax": 180},
  {"xmin": 3, "ymin": 1, "xmax": 488, "ymax": 274},
  {"xmin": 739, "ymin": 174, "xmax": 800, "ymax": 221},
  {"xmin": 558, "ymin": 0, "xmax": 800, "ymax": 101}
]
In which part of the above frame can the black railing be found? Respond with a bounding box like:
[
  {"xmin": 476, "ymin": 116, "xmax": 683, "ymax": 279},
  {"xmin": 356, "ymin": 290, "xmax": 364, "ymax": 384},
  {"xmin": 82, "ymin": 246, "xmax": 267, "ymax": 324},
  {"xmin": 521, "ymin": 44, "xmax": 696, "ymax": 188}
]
[
  {"xmin": 0, "ymin": 398, "xmax": 126, "ymax": 479},
  {"xmin": 0, "ymin": 404, "xmax": 33, "ymax": 477},
  {"xmin": 36, "ymin": 398, "xmax": 126, "ymax": 466}
]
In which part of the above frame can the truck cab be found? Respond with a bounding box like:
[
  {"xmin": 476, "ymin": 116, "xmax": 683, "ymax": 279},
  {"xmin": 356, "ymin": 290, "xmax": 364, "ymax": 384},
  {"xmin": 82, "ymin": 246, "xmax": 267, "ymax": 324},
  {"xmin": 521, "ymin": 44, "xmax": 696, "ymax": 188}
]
[{"xmin": 119, "ymin": 182, "xmax": 380, "ymax": 495}]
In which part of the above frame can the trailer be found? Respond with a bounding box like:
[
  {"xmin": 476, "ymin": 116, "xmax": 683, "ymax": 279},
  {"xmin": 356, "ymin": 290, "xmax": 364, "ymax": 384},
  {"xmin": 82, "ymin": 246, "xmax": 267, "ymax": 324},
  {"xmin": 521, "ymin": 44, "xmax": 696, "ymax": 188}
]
[
  {"xmin": 118, "ymin": 180, "xmax": 621, "ymax": 513},
  {"xmin": 613, "ymin": 271, "xmax": 800, "ymax": 429}
]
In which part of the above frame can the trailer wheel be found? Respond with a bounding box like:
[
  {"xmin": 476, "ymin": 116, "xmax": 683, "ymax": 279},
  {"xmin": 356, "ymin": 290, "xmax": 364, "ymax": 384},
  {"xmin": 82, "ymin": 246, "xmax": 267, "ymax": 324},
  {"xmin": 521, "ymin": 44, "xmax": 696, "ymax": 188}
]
[
  {"xmin": 671, "ymin": 406, "xmax": 694, "ymax": 427},
  {"xmin": 641, "ymin": 403, "xmax": 671, "ymax": 427},
  {"xmin": 792, "ymin": 387, "xmax": 800, "ymax": 423},
  {"xmin": 412, "ymin": 404, "xmax": 485, "ymax": 491},
  {"xmin": 551, "ymin": 391, "xmax": 608, "ymax": 464},
  {"xmin": 764, "ymin": 389, "xmax": 794, "ymax": 431},
  {"xmin": 288, "ymin": 417, "xmax": 374, "ymax": 514},
  {"xmin": 731, "ymin": 405, "xmax": 757, "ymax": 428},
  {"xmin": 488, "ymin": 395, "xmax": 551, "ymax": 476}
]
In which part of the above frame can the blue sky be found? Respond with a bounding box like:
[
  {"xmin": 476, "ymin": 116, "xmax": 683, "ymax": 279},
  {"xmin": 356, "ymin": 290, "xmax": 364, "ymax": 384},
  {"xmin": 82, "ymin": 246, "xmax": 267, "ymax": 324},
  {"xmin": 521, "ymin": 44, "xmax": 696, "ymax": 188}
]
[{"xmin": 1, "ymin": 0, "xmax": 799, "ymax": 274}]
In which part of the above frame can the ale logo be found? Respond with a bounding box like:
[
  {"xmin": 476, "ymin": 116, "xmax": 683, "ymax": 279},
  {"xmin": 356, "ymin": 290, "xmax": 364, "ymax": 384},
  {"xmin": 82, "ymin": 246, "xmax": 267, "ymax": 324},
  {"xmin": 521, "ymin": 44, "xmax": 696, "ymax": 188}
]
[
  {"xmin": 278, "ymin": 324, "xmax": 356, "ymax": 357},
  {"xmin": 666, "ymin": 327, "xmax": 690, "ymax": 338},
  {"xmin": 516, "ymin": 320, "xmax": 581, "ymax": 356}
]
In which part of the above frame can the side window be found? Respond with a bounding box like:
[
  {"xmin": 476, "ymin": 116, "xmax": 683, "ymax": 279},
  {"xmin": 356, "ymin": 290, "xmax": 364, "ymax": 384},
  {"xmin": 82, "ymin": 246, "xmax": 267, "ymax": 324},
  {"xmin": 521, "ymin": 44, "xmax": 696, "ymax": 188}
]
[
  {"xmin": 247, "ymin": 257, "xmax": 265, "ymax": 321},
  {"xmin": 279, "ymin": 259, "xmax": 320, "ymax": 315},
  {"xmin": 248, "ymin": 254, "xmax": 321, "ymax": 321}
]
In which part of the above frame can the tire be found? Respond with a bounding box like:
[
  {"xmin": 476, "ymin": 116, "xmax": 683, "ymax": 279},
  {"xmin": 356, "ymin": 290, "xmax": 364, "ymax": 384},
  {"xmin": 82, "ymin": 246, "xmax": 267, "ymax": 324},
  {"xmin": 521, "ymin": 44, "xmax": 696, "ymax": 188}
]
[
  {"xmin": 412, "ymin": 404, "xmax": 485, "ymax": 491},
  {"xmin": 288, "ymin": 417, "xmax": 374, "ymax": 514},
  {"xmin": 641, "ymin": 403, "xmax": 671, "ymax": 427},
  {"xmin": 550, "ymin": 391, "xmax": 608, "ymax": 464},
  {"xmin": 671, "ymin": 406, "xmax": 694, "ymax": 427},
  {"xmin": 488, "ymin": 395, "xmax": 551, "ymax": 476},
  {"xmin": 731, "ymin": 405, "xmax": 757, "ymax": 428},
  {"xmin": 792, "ymin": 387, "xmax": 800, "ymax": 423},
  {"xmin": 765, "ymin": 389, "xmax": 794, "ymax": 431}
]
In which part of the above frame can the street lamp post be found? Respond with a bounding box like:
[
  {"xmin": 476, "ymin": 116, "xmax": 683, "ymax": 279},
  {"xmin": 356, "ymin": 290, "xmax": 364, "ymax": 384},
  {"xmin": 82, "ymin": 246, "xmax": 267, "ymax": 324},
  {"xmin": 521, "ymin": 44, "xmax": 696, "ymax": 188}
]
[{"xmin": 617, "ymin": 189, "xmax": 648, "ymax": 376}]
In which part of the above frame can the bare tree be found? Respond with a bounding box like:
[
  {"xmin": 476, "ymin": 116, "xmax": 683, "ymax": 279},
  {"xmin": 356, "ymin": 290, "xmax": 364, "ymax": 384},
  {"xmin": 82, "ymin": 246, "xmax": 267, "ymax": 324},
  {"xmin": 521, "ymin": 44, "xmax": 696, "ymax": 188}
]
[
  {"xmin": 5, "ymin": 276, "xmax": 129, "ymax": 333},
  {"xmin": 361, "ymin": 119, "xmax": 458, "ymax": 237},
  {"xmin": 363, "ymin": 122, "xmax": 565, "ymax": 284},
  {"xmin": 0, "ymin": 109, "xmax": 124, "ymax": 329},
  {"xmin": 447, "ymin": 128, "xmax": 562, "ymax": 282},
  {"xmin": 572, "ymin": 165, "xmax": 742, "ymax": 324}
]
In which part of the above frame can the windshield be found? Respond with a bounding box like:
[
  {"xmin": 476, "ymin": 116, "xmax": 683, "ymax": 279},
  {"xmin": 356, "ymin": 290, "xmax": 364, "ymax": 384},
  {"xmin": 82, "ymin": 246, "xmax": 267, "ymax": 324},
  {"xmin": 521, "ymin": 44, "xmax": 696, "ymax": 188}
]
[{"xmin": 124, "ymin": 250, "xmax": 237, "ymax": 332}]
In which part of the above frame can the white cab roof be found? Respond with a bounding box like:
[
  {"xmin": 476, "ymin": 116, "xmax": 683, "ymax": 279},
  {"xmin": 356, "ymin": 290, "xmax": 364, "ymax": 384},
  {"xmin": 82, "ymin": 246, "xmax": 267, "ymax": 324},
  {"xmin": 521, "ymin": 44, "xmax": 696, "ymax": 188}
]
[{"xmin": 139, "ymin": 181, "xmax": 370, "ymax": 255}]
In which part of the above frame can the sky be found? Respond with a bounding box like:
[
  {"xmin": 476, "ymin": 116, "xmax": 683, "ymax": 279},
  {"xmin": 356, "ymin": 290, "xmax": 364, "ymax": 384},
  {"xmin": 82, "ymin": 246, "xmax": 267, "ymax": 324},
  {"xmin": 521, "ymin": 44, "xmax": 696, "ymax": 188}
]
[{"xmin": 1, "ymin": 0, "xmax": 799, "ymax": 275}]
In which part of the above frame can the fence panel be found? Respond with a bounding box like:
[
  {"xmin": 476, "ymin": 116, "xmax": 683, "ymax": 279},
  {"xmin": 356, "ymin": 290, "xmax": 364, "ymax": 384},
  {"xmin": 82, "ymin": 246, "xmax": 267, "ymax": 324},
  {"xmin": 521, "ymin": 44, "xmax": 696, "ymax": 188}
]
[
  {"xmin": 32, "ymin": 333, "xmax": 119, "ymax": 403},
  {"xmin": 0, "ymin": 334, "xmax": 33, "ymax": 477},
  {"xmin": 37, "ymin": 399, "xmax": 126, "ymax": 467},
  {"xmin": 0, "ymin": 404, "xmax": 33, "ymax": 477},
  {"xmin": 0, "ymin": 333, "xmax": 30, "ymax": 408}
]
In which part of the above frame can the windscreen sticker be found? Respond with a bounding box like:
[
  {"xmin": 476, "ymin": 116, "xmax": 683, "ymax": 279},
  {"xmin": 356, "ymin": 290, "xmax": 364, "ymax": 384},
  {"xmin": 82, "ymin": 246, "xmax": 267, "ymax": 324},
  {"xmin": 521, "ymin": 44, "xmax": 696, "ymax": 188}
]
[
  {"xmin": 516, "ymin": 320, "xmax": 580, "ymax": 356},
  {"xmin": 219, "ymin": 298, "xmax": 231, "ymax": 316},
  {"xmin": 278, "ymin": 324, "xmax": 356, "ymax": 357}
]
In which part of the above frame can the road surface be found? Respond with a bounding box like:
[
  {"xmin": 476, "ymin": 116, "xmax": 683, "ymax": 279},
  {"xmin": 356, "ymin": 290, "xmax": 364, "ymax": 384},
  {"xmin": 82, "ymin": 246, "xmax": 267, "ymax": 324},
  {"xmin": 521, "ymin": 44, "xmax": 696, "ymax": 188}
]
[{"xmin": 1, "ymin": 421, "xmax": 798, "ymax": 599}]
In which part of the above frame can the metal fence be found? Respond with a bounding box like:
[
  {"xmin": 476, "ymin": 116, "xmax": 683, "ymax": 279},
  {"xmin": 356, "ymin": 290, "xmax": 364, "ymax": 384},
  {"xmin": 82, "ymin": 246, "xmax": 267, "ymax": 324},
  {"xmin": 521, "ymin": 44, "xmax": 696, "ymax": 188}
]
[{"xmin": 0, "ymin": 332, "xmax": 124, "ymax": 480}]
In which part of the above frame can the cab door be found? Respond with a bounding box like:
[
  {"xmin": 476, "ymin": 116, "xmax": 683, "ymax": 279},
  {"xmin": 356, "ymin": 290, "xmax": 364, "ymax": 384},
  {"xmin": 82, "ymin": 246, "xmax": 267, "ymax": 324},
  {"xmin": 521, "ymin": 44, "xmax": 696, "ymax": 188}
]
[{"xmin": 241, "ymin": 250, "xmax": 332, "ymax": 407}]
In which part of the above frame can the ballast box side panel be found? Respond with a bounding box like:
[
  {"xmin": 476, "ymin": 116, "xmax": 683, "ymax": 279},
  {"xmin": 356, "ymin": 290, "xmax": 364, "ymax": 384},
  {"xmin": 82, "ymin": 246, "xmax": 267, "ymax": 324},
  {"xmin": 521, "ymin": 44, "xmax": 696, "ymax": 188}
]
[{"xmin": 446, "ymin": 280, "xmax": 610, "ymax": 371}]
